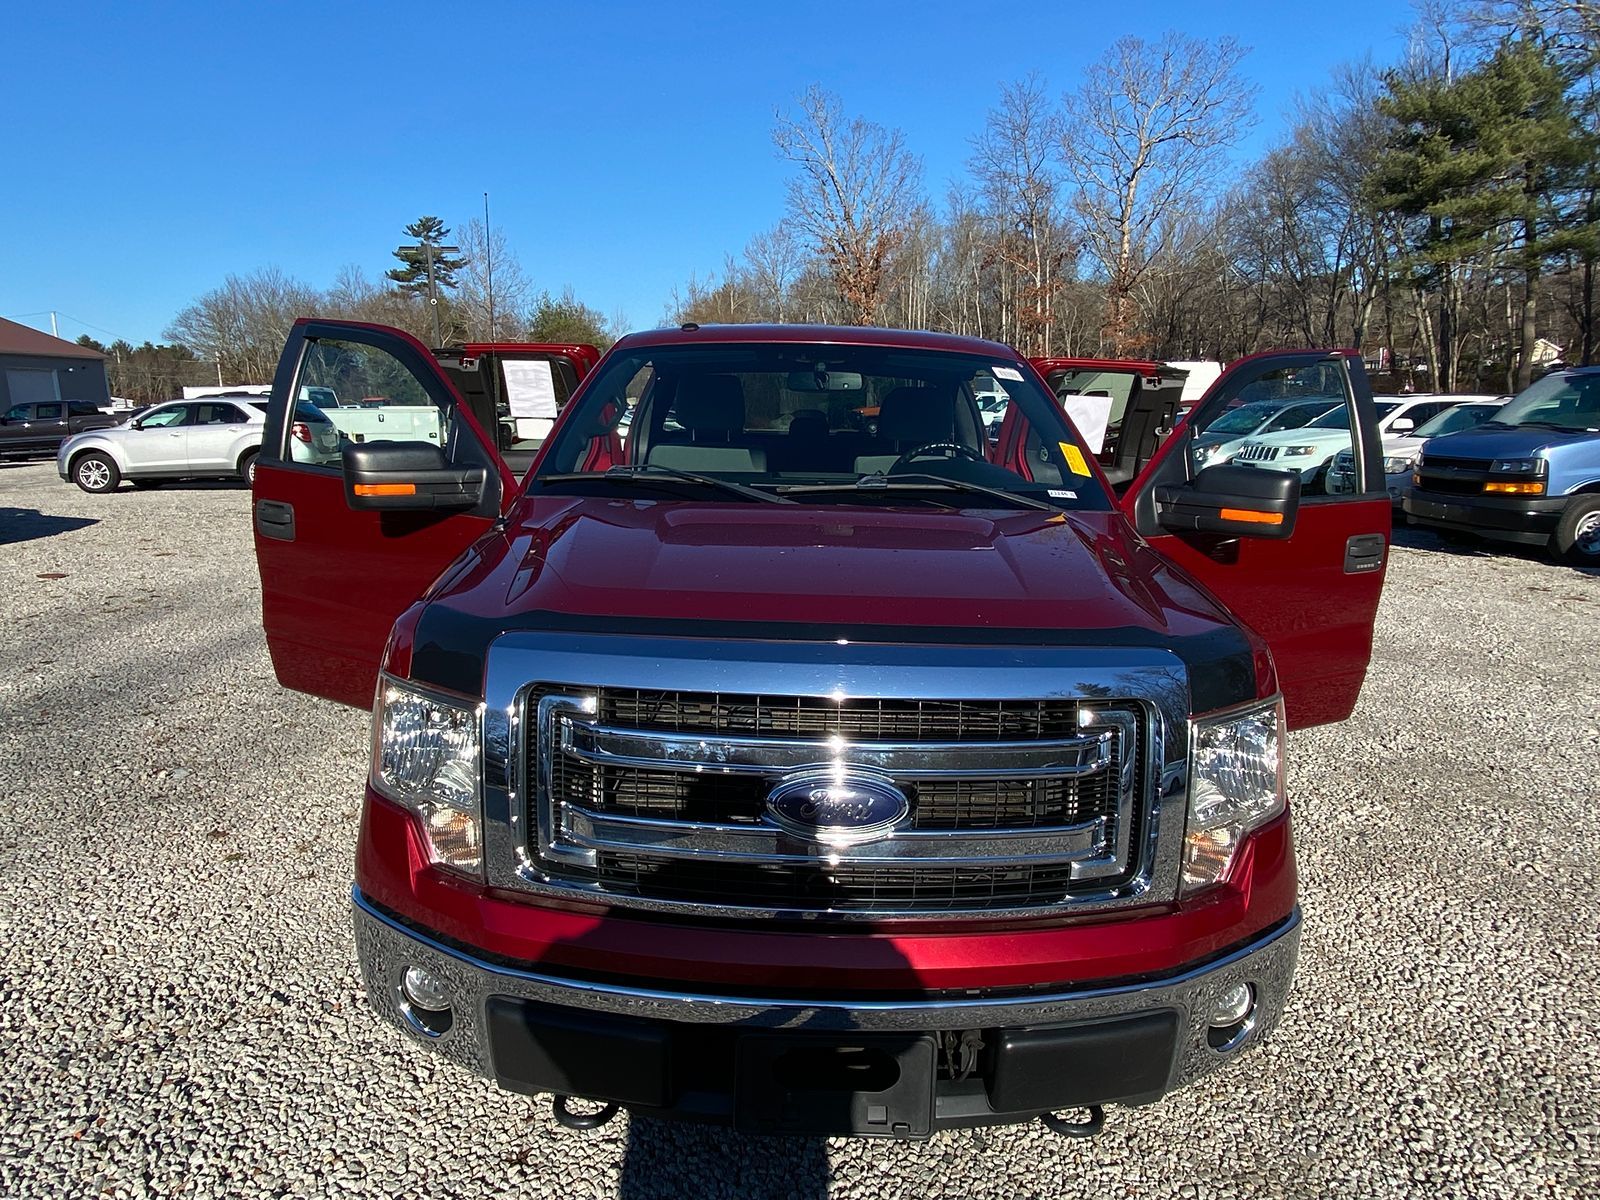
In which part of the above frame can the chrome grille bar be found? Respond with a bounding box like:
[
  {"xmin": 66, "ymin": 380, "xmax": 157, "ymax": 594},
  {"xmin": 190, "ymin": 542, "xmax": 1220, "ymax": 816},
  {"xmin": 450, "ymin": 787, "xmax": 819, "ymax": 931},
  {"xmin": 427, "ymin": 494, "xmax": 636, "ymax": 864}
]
[
  {"xmin": 560, "ymin": 806, "xmax": 1110, "ymax": 869},
  {"xmin": 559, "ymin": 716, "xmax": 1114, "ymax": 779}
]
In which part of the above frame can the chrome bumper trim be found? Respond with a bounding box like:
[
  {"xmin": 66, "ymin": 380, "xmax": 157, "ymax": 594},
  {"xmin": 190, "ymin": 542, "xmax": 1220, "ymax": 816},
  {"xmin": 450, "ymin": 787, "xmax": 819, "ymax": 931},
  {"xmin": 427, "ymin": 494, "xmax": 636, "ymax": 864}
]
[{"xmin": 352, "ymin": 888, "xmax": 1300, "ymax": 1097}]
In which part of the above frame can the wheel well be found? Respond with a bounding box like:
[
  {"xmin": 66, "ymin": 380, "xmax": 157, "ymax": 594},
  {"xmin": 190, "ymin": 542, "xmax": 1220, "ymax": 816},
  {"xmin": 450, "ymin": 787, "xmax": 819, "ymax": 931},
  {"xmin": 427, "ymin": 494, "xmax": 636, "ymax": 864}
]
[
  {"xmin": 236, "ymin": 445, "xmax": 260, "ymax": 470},
  {"xmin": 68, "ymin": 445, "xmax": 116, "ymax": 473},
  {"xmin": 1571, "ymin": 481, "xmax": 1600, "ymax": 496}
]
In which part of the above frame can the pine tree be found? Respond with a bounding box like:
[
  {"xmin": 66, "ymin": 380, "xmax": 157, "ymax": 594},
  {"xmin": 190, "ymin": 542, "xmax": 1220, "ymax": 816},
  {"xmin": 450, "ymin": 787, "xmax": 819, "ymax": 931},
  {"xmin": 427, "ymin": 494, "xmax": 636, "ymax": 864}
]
[
  {"xmin": 1369, "ymin": 38, "xmax": 1595, "ymax": 389},
  {"xmin": 387, "ymin": 216, "xmax": 466, "ymax": 294}
]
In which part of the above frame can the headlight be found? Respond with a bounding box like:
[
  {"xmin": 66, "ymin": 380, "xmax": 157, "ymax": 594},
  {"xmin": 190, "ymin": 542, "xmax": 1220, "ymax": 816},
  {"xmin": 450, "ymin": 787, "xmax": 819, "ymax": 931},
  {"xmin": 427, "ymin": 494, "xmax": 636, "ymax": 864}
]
[
  {"xmin": 1383, "ymin": 455, "xmax": 1415, "ymax": 475},
  {"xmin": 1490, "ymin": 458, "xmax": 1546, "ymax": 474},
  {"xmin": 1280, "ymin": 445, "xmax": 1317, "ymax": 457},
  {"xmin": 372, "ymin": 677, "xmax": 484, "ymax": 875},
  {"xmin": 1182, "ymin": 699, "xmax": 1285, "ymax": 897}
]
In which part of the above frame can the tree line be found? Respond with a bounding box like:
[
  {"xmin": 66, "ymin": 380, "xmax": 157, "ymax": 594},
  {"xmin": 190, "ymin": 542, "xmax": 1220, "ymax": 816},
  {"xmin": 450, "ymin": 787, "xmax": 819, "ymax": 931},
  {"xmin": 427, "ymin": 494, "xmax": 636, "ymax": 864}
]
[
  {"xmin": 94, "ymin": 217, "xmax": 618, "ymax": 404},
  {"xmin": 132, "ymin": 0, "xmax": 1598, "ymax": 405},
  {"xmin": 670, "ymin": 1, "xmax": 1600, "ymax": 394}
]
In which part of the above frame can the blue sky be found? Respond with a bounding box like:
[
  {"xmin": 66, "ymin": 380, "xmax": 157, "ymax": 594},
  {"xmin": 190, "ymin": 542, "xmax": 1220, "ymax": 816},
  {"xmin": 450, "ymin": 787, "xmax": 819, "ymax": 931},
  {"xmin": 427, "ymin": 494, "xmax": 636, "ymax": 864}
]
[{"xmin": 3, "ymin": 0, "xmax": 1417, "ymax": 346}]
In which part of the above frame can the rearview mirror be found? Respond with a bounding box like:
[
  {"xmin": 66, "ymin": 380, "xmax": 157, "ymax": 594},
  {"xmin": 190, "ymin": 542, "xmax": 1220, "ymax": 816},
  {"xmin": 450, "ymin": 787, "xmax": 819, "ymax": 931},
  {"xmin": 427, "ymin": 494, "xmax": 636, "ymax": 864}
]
[
  {"xmin": 343, "ymin": 441, "xmax": 486, "ymax": 511},
  {"xmin": 785, "ymin": 370, "xmax": 864, "ymax": 392},
  {"xmin": 1154, "ymin": 463, "xmax": 1300, "ymax": 540}
]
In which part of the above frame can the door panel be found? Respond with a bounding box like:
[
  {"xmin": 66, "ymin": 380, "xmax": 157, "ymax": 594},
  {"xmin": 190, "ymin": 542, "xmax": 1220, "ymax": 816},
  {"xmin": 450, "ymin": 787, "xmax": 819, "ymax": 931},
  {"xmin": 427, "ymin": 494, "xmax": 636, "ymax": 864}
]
[
  {"xmin": 253, "ymin": 320, "xmax": 515, "ymax": 708},
  {"xmin": 123, "ymin": 404, "xmax": 193, "ymax": 469},
  {"xmin": 1126, "ymin": 352, "xmax": 1390, "ymax": 729},
  {"xmin": 188, "ymin": 401, "xmax": 251, "ymax": 470}
]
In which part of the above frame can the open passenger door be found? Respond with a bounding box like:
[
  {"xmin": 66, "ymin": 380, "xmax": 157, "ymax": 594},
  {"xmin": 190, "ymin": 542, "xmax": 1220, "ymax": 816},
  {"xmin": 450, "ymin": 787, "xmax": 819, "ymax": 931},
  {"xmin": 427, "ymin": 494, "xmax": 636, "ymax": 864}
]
[
  {"xmin": 252, "ymin": 320, "xmax": 523, "ymax": 707},
  {"xmin": 1121, "ymin": 351, "xmax": 1391, "ymax": 729}
]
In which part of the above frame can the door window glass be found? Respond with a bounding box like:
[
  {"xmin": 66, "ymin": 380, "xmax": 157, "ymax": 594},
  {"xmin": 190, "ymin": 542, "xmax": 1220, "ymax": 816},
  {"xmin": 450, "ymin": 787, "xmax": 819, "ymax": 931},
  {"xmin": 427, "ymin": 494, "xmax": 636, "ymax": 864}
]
[
  {"xmin": 197, "ymin": 402, "xmax": 247, "ymax": 425},
  {"xmin": 290, "ymin": 338, "xmax": 444, "ymax": 466},
  {"xmin": 141, "ymin": 405, "xmax": 192, "ymax": 428},
  {"xmin": 36, "ymin": 402, "xmax": 63, "ymax": 419},
  {"xmin": 1188, "ymin": 362, "xmax": 1357, "ymax": 497},
  {"xmin": 4, "ymin": 404, "xmax": 29, "ymax": 421},
  {"xmin": 68, "ymin": 401, "xmax": 101, "ymax": 417}
]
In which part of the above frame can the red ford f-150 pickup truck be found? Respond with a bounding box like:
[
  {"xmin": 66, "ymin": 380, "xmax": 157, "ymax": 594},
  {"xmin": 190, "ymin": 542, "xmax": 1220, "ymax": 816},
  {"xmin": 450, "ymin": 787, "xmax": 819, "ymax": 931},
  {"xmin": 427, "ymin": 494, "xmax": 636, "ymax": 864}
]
[{"xmin": 251, "ymin": 320, "xmax": 1389, "ymax": 1139}]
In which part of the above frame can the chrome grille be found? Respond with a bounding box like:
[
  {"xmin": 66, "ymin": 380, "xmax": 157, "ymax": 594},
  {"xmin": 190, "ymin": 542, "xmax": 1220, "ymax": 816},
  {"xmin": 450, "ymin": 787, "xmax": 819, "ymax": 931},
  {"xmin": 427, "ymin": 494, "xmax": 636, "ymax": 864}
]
[
  {"xmin": 1234, "ymin": 442, "xmax": 1280, "ymax": 462},
  {"xmin": 523, "ymin": 687, "xmax": 1147, "ymax": 914}
]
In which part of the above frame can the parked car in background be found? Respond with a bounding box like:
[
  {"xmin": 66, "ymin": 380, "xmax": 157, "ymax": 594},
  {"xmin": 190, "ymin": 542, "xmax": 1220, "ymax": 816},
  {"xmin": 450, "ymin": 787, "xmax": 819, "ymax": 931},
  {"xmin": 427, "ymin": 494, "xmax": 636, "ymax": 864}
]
[
  {"xmin": 1407, "ymin": 367, "xmax": 1600, "ymax": 563},
  {"xmin": 1, "ymin": 399, "xmax": 121, "ymax": 459},
  {"xmin": 1190, "ymin": 398, "xmax": 1343, "ymax": 471},
  {"xmin": 1231, "ymin": 395, "xmax": 1462, "ymax": 491},
  {"xmin": 1326, "ymin": 398, "xmax": 1506, "ymax": 504},
  {"xmin": 57, "ymin": 397, "xmax": 265, "ymax": 493}
]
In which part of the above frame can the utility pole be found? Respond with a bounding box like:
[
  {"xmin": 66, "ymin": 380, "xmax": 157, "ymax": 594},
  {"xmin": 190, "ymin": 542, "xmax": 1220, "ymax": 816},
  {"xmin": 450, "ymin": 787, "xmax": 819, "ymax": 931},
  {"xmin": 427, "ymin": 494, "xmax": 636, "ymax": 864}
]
[
  {"xmin": 50, "ymin": 311, "xmax": 59, "ymax": 338},
  {"xmin": 396, "ymin": 237, "xmax": 461, "ymax": 347},
  {"xmin": 484, "ymin": 191, "xmax": 496, "ymax": 342}
]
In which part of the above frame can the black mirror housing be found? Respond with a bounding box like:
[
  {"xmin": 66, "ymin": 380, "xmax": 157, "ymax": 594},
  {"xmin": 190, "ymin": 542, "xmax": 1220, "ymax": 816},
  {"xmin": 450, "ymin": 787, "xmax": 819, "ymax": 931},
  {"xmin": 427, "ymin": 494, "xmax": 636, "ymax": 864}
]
[
  {"xmin": 1154, "ymin": 463, "xmax": 1300, "ymax": 540},
  {"xmin": 342, "ymin": 441, "xmax": 486, "ymax": 511}
]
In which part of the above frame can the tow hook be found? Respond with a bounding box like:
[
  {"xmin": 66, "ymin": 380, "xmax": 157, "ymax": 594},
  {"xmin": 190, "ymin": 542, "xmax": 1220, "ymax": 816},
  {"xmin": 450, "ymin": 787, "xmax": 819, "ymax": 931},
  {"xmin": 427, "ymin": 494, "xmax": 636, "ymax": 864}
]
[
  {"xmin": 1041, "ymin": 1105, "xmax": 1105, "ymax": 1138},
  {"xmin": 551, "ymin": 1095, "xmax": 620, "ymax": 1130}
]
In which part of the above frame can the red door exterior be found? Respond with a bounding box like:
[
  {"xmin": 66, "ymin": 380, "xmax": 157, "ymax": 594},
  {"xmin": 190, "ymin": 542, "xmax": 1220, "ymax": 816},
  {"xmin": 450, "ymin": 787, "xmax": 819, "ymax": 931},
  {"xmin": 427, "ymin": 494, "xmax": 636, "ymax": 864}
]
[
  {"xmin": 1125, "ymin": 351, "xmax": 1391, "ymax": 728},
  {"xmin": 252, "ymin": 320, "xmax": 521, "ymax": 708}
]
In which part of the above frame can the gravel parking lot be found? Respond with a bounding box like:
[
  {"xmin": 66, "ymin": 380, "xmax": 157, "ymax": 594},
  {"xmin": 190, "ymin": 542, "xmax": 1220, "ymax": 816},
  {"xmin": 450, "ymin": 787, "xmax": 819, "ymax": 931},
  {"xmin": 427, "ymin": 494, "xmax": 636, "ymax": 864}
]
[{"xmin": 1, "ymin": 458, "xmax": 1596, "ymax": 1200}]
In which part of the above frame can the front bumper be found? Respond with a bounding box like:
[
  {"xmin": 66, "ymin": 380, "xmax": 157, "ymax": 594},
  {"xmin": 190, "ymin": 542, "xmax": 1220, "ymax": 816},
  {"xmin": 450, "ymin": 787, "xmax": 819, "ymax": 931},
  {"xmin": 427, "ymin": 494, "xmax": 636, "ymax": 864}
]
[
  {"xmin": 352, "ymin": 889, "xmax": 1301, "ymax": 1136},
  {"xmin": 1404, "ymin": 488, "xmax": 1567, "ymax": 546}
]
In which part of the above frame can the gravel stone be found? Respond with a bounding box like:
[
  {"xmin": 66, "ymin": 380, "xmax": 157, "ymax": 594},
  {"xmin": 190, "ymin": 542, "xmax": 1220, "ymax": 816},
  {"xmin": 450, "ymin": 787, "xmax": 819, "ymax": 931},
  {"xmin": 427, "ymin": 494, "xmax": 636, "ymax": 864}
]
[{"xmin": 1, "ymin": 461, "xmax": 1596, "ymax": 1199}]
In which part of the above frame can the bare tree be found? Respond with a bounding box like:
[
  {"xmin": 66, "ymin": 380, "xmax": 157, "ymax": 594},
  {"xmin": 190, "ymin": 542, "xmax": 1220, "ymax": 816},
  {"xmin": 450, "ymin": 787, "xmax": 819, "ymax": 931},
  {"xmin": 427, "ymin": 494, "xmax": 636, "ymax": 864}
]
[
  {"xmin": 1059, "ymin": 33, "xmax": 1258, "ymax": 355},
  {"xmin": 969, "ymin": 75, "xmax": 1072, "ymax": 353},
  {"xmin": 455, "ymin": 217, "xmax": 534, "ymax": 341},
  {"xmin": 773, "ymin": 87, "xmax": 925, "ymax": 324},
  {"xmin": 742, "ymin": 224, "xmax": 803, "ymax": 321},
  {"xmin": 165, "ymin": 268, "xmax": 320, "ymax": 383}
]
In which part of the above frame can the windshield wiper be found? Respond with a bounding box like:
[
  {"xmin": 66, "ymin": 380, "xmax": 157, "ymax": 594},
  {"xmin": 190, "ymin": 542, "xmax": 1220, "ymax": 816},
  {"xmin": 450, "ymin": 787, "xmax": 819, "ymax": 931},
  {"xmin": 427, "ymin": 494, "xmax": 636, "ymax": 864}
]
[
  {"xmin": 537, "ymin": 464, "xmax": 795, "ymax": 504},
  {"xmin": 1512, "ymin": 420, "xmax": 1592, "ymax": 432},
  {"xmin": 777, "ymin": 472, "xmax": 1060, "ymax": 511}
]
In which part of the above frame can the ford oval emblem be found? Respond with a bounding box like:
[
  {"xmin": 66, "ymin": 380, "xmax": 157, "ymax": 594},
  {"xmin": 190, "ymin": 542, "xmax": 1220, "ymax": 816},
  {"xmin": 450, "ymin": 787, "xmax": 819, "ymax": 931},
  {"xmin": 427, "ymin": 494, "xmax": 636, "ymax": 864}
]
[{"xmin": 765, "ymin": 770, "xmax": 910, "ymax": 845}]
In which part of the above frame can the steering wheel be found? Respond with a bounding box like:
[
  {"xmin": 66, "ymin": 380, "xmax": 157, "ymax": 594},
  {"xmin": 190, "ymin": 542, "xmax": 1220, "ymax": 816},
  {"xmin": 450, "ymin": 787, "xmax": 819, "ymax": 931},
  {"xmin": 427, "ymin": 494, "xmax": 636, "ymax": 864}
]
[{"xmin": 892, "ymin": 442, "xmax": 986, "ymax": 470}]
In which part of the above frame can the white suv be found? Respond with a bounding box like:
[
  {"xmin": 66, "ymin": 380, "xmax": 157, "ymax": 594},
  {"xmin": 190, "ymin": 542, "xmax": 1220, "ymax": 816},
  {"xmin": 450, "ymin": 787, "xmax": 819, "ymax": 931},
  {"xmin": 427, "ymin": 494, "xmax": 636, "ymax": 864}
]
[
  {"xmin": 57, "ymin": 398, "xmax": 266, "ymax": 493},
  {"xmin": 1230, "ymin": 396, "xmax": 1463, "ymax": 490}
]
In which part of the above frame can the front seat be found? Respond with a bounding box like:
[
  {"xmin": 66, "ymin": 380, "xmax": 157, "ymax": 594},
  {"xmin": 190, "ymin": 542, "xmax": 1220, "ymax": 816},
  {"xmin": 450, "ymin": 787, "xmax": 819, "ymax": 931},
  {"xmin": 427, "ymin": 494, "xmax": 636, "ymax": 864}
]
[
  {"xmin": 648, "ymin": 375, "xmax": 767, "ymax": 473},
  {"xmin": 853, "ymin": 386, "xmax": 957, "ymax": 474}
]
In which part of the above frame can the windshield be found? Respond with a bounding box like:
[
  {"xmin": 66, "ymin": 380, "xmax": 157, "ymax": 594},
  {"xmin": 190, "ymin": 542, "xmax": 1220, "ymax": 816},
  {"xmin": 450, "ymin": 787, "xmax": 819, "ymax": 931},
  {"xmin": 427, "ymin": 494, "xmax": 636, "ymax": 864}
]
[
  {"xmin": 1413, "ymin": 403, "xmax": 1501, "ymax": 438},
  {"xmin": 535, "ymin": 342, "xmax": 1112, "ymax": 510},
  {"xmin": 1491, "ymin": 373, "xmax": 1600, "ymax": 432}
]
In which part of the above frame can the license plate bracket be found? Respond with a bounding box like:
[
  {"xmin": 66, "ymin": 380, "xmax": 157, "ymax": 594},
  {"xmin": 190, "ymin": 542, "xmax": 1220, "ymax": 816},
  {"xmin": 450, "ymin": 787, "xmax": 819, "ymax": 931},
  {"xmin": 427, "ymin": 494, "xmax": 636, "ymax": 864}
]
[{"xmin": 735, "ymin": 1032, "xmax": 936, "ymax": 1138}]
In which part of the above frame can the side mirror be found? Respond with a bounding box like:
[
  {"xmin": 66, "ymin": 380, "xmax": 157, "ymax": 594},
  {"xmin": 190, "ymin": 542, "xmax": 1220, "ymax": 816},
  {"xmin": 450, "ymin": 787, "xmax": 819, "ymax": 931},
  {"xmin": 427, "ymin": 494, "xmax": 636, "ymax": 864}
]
[
  {"xmin": 343, "ymin": 441, "xmax": 486, "ymax": 511},
  {"xmin": 1154, "ymin": 463, "xmax": 1300, "ymax": 540},
  {"xmin": 1389, "ymin": 417, "xmax": 1415, "ymax": 433}
]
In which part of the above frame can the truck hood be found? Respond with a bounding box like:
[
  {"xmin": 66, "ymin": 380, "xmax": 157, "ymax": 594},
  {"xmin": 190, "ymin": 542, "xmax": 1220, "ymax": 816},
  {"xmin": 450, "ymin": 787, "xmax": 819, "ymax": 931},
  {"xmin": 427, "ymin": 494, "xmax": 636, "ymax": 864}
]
[
  {"xmin": 408, "ymin": 497, "xmax": 1261, "ymax": 711},
  {"xmin": 1419, "ymin": 425, "xmax": 1599, "ymax": 461}
]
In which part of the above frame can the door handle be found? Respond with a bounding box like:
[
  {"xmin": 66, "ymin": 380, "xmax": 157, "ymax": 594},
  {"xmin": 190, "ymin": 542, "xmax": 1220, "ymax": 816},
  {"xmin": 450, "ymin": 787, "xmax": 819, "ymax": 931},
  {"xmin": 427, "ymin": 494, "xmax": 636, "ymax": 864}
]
[
  {"xmin": 255, "ymin": 499, "xmax": 295, "ymax": 541},
  {"xmin": 1344, "ymin": 534, "xmax": 1386, "ymax": 574}
]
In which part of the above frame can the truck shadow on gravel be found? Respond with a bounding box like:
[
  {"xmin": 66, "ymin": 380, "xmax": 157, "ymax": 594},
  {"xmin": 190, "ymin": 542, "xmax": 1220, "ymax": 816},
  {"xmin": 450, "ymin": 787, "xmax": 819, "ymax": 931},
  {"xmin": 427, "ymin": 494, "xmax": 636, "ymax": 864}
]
[
  {"xmin": 0, "ymin": 506, "xmax": 98, "ymax": 545},
  {"xmin": 617, "ymin": 1120, "xmax": 830, "ymax": 1199},
  {"xmin": 1392, "ymin": 523, "xmax": 1600, "ymax": 577}
]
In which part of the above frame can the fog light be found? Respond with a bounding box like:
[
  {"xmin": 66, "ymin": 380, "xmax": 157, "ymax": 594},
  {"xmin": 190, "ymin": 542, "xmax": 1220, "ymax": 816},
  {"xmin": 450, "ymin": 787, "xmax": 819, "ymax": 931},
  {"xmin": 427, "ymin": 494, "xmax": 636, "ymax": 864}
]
[
  {"xmin": 1209, "ymin": 982, "xmax": 1254, "ymax": 1027},
  {"xmin": 1205, "ymin": 982, "xmax": 1257, "ymax": 1052},
  {"xmin": 402, "ymin": 965, "xmax": 451, "ymax": 1012}
]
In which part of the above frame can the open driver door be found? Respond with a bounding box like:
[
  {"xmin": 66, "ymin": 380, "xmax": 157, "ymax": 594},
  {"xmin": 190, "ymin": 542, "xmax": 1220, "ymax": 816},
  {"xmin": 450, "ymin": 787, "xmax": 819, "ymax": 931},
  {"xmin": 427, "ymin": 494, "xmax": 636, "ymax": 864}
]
[
  {"xmin": 252, "ymin": 320, "xmax": 525, "ymax": 707},
  {"xmin": 1120, "ymin": 351, "xmax": 1391, "ymax": 729}
]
